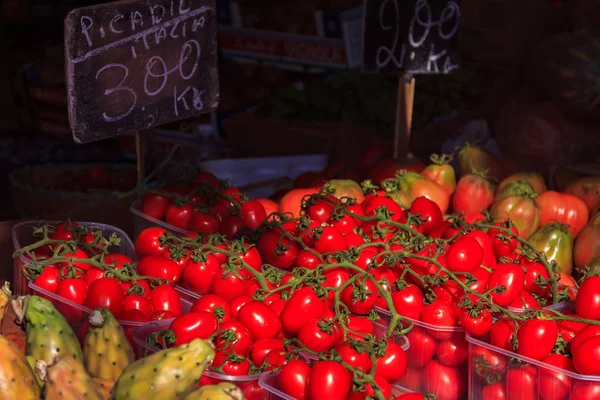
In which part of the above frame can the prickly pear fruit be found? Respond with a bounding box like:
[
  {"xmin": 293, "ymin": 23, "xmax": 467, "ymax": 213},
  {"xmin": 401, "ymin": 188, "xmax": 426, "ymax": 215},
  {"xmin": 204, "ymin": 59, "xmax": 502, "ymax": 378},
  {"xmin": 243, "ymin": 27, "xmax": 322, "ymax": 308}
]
[
  {"xmin": 44, "ymin": 356, "xmax": 104, "ymax": 400},
  {"xmin": 11, "ymin": 295, "xmax": 83, "ymax": 364},
  {"xmin": 83, "ymin": 308, "xmax": 135, "ymax": 380},
  {"xmin": 0, "ymin": 334, "xmax": 41, "ymax": 400},
  {"xmin": 25, "ymin": 355, "xmax": 45, "ymax": 388},
  {"xmin": 184, "ymin": 383, "xmax": 245, "ymax": 400},
  {"xmin": 93, "ymin": 378, "xmax": 114, "ymax": 400},
  {"xmin": 111, "ymin": 338, "xmax": 215, "ymax": 400},
  {"xmin": 0, "ymin": 281, "xmax": 11, "ymax": 320}
]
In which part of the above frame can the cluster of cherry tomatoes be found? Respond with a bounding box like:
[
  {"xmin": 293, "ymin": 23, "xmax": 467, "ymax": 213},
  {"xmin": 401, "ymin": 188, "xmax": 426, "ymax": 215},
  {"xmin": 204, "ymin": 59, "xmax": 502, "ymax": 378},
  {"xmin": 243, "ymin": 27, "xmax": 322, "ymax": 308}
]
[
  {"xmin": 23, "ymin": 222, "xmax": 185, "ymax": 325},
  {"xmin": 140, "ymin": 172, "xmax": 269, "ymax": 237}
]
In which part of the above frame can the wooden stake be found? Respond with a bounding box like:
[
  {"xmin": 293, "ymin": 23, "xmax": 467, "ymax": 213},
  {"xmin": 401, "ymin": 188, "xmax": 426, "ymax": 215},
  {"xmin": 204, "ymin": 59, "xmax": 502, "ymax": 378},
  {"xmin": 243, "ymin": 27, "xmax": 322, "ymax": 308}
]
[
  {"xmin": 135, "ymin": 130, "xmax": 145, "ymax": 183},
  {"xmin": 393, "ymin": 73, "xmax": 416, "ymax": 160}
]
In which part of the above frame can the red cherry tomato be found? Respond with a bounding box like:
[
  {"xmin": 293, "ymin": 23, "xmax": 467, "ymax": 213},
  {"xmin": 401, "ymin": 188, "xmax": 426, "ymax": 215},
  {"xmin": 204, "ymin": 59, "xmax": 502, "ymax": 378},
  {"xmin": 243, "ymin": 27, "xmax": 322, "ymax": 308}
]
[
  {"xmin": 141, "ymin": 192, "xmax": 171, "ymax": 220},
  {"xmin": 190, "ymin": 294, "xmax": 231, "ymax": 323},
  {"xmin": 409, "ymin": 196, "xmax": 443, "ymax": 234},
  {"xmin": 487, "ymin": 263, "xmax": 525, "ymax": 306},
  {"xmin": 56, "ymin": 278, "xmax": 88, "ymax": 305},
  {"xmin": 446, "ymin": 237, "xmax": 484, "ymax": 272},
  {"xmin": 420, "ymin": 300, "xmax": 456, "ymax": 340},
  {"xmin": 169, "ymin": 311, "xmax": 219, "ymax": 346},
  {"xmin": 236, "ymin": 300, "xmax": 282, "ymax": 340},
  {"xmin": 33, "ymin": 266, "xmax": 60, "ymax": 293},
  {"xmin": 135, "ymin": 227, "xmax": 170, "ymax": 257},
  {"xmin": 306, "ymin": 361, "xmax": 351, "ymax": 400},
  {"xmin": 279, "ymin": 360, "xmax": 311, "ymax": 400},
  {"xmin": 340, "ymin": 276, "xmax": 378, "ymax": 315},
  {"xmin": 165, "ymin": 203, "xmax": 193, "ymax": 230},
  {"xmin": 314, "ymin": 226, "xmax": 348, "ymax": 253},
  {"xmin": 517, "ymin": 318, "xmax": 559, "ymax": 361},
  {"xmin": 375, "ymin": 340, "xmax": 408, "ymax": 384},
  {"xmin": 181, "ymin": 254, "xmax": 221, "ymax": 295},
  {"xmin": 240, "ymin": 200, "xmax": 267, "ymax": 230},
  {"xmin": 257, "ymin": 230, "xmax": 298, "ymax": 270},
  {"xmin": 84, "ymin": 277, "xmax": 124, "ymax": 316},
  {"xmin": 189, "ymin": 211, "xmax": 220, "ymax": 235},
  {"xmin": 149, "ymin": 285, "xmax": 183, "ymax": 316},
  {"xmin": 280, "ymin": 287, "xmax": 325, "ymax": 336},
  {"xmin": 215, "ymin": 320, "xmax": 253, "ymax": 355}
]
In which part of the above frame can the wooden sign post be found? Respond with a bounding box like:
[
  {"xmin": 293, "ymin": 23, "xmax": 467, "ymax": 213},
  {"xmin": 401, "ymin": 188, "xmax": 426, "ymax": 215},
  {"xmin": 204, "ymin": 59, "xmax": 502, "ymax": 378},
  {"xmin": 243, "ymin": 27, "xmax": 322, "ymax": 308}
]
[
  {"xmin": 64, "ymin": 0, "xmax": 220, "ymax": 179},
  {"xmin": 362, "ymin": 0, "xmax": 461, "ymax": 160}
]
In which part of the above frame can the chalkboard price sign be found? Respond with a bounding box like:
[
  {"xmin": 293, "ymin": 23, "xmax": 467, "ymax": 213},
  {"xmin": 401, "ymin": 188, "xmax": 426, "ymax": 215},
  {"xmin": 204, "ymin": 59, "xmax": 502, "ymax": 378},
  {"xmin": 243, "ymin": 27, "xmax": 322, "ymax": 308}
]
[
  {"xmin": 362, "ymin": 0, "xmax": 461, "ymax": 74},
  {"xmin": 65, "ymin": 0, "xmax": 219, "ymax": 143}
]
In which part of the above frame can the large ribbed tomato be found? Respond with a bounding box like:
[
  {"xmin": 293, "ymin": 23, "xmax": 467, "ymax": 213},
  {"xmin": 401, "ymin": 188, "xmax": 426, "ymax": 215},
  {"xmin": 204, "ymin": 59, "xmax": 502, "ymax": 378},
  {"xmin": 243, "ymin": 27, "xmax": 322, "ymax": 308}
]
[
  {"xmin": 490, "ymin": 188, "xmax": 540, "ymax": 239},
  {"xmin": 574, "ymin": 212, "xmax": 600, "ymax": 269},
  {"xmin": 536, "ymin": 191, "xmax": 589, "ymax": 238}
]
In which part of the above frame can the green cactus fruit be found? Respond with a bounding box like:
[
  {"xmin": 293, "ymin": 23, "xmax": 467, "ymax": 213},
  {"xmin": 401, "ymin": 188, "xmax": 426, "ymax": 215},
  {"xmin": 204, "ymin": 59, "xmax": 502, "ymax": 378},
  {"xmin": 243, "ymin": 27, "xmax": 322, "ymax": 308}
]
[
  {"xmin": 111, "ymin": 338, "xmax": 215, "ymax": 400},
  {"xmin": 11, "ymin": 295, "xmax": 83, "ymax": 364},
  {"xmin": 43, "ymin": 356, "xmax": 104, "ymax": 400},
  {"xmin": 0, "ymin": 334, "xmax": 42, "ymax": 400},
  {"xmin": 183, "ymin": 383, "xmax": 245, "ymax": 400},
  {"xmin": 84, "ymin": 308, "xmax": 135, "ymax": 381}
]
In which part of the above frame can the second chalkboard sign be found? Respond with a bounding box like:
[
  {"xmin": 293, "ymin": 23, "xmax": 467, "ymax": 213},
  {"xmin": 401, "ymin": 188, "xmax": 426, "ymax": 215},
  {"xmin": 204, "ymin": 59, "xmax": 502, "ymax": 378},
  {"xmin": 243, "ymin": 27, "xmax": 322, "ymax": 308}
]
[
  {"xmin": 65, "ymin": 0, "xmax": 219, "ymax": 143},
  {"xmin": 362, "ymin": 0, "xmax": 461, "ymax": 74}
]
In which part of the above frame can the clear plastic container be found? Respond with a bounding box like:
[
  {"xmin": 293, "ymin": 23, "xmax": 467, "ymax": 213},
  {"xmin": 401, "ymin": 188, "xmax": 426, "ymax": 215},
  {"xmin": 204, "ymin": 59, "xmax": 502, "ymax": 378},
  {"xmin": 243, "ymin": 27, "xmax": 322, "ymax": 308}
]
[
  {"xmin": 130, "ymin": 200, "xmax": 189, "ymax": 239},
  {"xmin": 199, "ymin": 154, "xmax": 329, "ymax": 198},
  {"xmin": 12, "ymin": 220, "xmax": 136, "ymax": 296},
  {"xmin": 29, "ymin": 281, "xmax": 191, "ymax": 359},
  {"xmin": 173, "ymin": 283, "xmax": 201, "ymax": 302},
  {"xmin": 300, "ymin": 320, "xmax": 410, "ymax": 362},
  {"xmin": 467, "ymin": 333, "xmax": 600, "ymax": 400},
  {"xmin": 507, "ymin": 299, "xmax": 576, "ymax": 314},
  {"xmin": 132, "ymin": 319, "xmax": 264, "ymax": 400},
  {"xmin": 259, "ymin": 370, "xmax": 415, "ymax": 400},
  {"xmin": 377, "ymin": 307, "xmax": 468, "ymax": 399}
]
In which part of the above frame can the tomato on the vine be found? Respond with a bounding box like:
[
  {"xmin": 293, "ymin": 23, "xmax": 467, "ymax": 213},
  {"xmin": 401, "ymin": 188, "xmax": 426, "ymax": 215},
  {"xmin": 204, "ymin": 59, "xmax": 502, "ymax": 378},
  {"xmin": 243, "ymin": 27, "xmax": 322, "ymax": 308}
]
[
  {"xmin": 214, "ymin": 320, "xmax": 253, "ymax": 355},
  {"xmin": 84, "ymin": 277, "xmax": 124, "ymax": 316},
  {"xmin": 576, "ymin": 276, "xmax": 600, "ymax": 320},
  {"xmin": 56, "ymin": 278, "xmax": 88, "ymax": 305},
  {"xmin": 420, "ymin": 300, "xmax": 456, "ymax": 340},
  {"xmin": 489, "ymin": 318, "xmax": 517, "ymax": 351},
  {"xmin": 220, "ymin": 215, "xmax": 245, "ymax": 239},
  {"xmin": 149, "ymin": 285, "xmax": 182, "ymax": 316},
  {"xmin": 257, "ymin": 230, "xmax": 298, "ymax": 270},
  {"xmin": 236, "ymin": 300, "xmax": 282, "ymax": 340},
  {"xmin": 181, "ymin": 254, "xmax": 221, "ymax": 295},
  {"xmin": 211, "ymin": 270, "xmax": 248, "ymax": 301},
  {"xmin": 410, "ymin": 196, "xmax": 443, "ymax": 234},
  {"xmin": 335, "ymin": 342, "xmax": 372, "ymax": 373},
  {"xmin": 306, "ymin": 361, "xmax": 351, "ymax": 400},
  {"xmin": 280, "ymin": 287, "xmax": 325, "ymax": 335},
  {"xmin": 375, "ymin": 340, "xmax": 408, "ymax": 384},
  {"xmin": 314, "ymin": 226, "xmax": 348, "ymax": 253},
  {"xmin": 190, "ymin": 294, "xmax": 231, "ymax": 323},
  {"xmin": 446, "ymin": 237, "xmax": 484, "ymax": 272},
  {"xmin": 135, "ymin": 227, "xmax": 169, "ymax": 257},
  {"xmin": 211, "ymin": 352, "xmax": 251, "ymax": 376},
  {"xmin": 165, "ymin": 203, "xmax": 193, "ymax": 230},
  {"xmin": 137, "ymin": 256, "xmax": 180, "ymax": 285},
  {"xmin": 250, "ymin": 338, "xmax": 284, "ymax": 366},
  {"xmin": 169, "ymin": 312, "xmax": 219, "ymax": 346},
  {"xmin": 517, "ymin": 318, "xmax": 558, "ymax": 361},
  {"xmin": 487, "ymin": 222, "xmax": 520, "ymax": 260},
  {"xmin": 240, "ymin": 200, "xmax": 267, "ymax": 230},
  {"xmin": 33, "ymin": 266, "xmax": 60, "ymax": 293},
  {"xmin": 340, "ymin": 276, "xmax": 377, "ymax": 315},
  {"xmin": 391, "ymin": 284, "xmax": 425, "ymax": 320},
  {"xmin": 189, "ymin": 211, "xmax": 220, "ymax": 235},
  {"xmin": 460, "ymin": 308, "xmax": 493, "ymax": 336},
  {"xmin": 298, "ymin": 317, "xmax": 339, "ymax": 352},
  {"xmin": 487, "ymin": 263, "xmax": 525, "ymax": 306},
  {"xmin": 279, "ymin": 360, "xmax": 311, "ymax": 400}
]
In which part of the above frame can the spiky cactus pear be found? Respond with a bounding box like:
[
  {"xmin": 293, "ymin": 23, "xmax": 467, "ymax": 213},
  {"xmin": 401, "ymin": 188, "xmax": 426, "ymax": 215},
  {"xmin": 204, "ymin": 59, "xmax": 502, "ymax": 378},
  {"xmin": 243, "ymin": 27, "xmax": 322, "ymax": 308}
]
[
  {"xmin": 0, "ymin": 334, "xmax": 41, "ymax": 400},
  {"xmin": 93, "ymin": 378, "xmax": 115, "ymax": 400},
  {"xmin": 0, "ymin": 281, "xmax": 11, "ymax": 321},
  {"xmin": 83, "ymin": 308, "xmax": 135, "ymax": 380},
  {"xmin": 43, "ymin": 356, "xmax": 104, "ymax": 400},
  {"xmin": 111, "ymin": 338, "xmax": 215, "ymax": 400},
  {"xmin": 11, "ymin": 295, "xmax": 83, "ymax": 364},
  {"xmin": 184, "ymin": 383, "xmax": 245, "ymax": 400}
]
